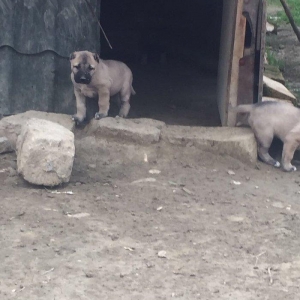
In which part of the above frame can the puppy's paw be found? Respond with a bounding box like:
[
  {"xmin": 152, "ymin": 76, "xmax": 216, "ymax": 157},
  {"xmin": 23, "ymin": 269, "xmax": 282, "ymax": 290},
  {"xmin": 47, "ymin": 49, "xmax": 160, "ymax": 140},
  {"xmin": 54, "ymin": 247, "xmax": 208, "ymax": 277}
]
[
  {"xmin": 283, "ymin": 165, "xmax": 297, "ymax": 172},
  {"xmin": 72, "ymin": 115, "xmax": 84, "ymax": 125},
  {"xmin": 274, "ymin": 161, "xmax": 281, "ymax": 168},
  {"xmin": 118, "ymin": 106, "xmax": 130, "ymax": 118},
  {"xmin": 95, "ymin": 112, "xmax": 108, "ymax": 120}
]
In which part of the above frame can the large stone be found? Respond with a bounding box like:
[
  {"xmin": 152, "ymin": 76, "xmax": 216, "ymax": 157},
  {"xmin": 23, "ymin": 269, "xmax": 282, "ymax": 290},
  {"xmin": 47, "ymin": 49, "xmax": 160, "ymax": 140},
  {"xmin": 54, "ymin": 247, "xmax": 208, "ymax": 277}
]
[
  {"xmin": 161, "ymin": 126, "xmax": 257, "ymax": 164},
  {"xmin": 0, "ymin": 110, "xmax": 74, "ymax": 149},
  {"xmin": 17, "ymin": 118, "xmax": 75, "ymax": 187},
  {"xmin": 84, "ymin": 117, "xmax": 165, "ymax": 145},
  {"xmin": 0, "ymin": 137, "xmax": 13, "ymax": 154}
]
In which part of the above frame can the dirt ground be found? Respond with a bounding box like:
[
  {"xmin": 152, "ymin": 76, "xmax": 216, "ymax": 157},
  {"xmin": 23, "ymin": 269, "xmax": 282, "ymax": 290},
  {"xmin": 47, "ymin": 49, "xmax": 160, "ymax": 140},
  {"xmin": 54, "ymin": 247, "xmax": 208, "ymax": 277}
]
[
  {"xmin": 1, "ymin": 133, "xmax": 300, "ymax": 300},
  {"xmin": 2, "ymin": 9, "xmax": 300, "ymax": 300}
]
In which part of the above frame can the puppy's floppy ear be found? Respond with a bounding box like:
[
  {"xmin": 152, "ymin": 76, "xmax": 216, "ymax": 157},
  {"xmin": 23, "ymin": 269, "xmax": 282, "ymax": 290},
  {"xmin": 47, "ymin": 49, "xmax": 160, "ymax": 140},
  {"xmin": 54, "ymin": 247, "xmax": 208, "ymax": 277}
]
[
  {"xmin": 93, "ymin": 53, "xmax": 100, "ymax": 63},
  {"xmin": 69, "ymin": 52, "xmax": 76, "ymax": 60}
]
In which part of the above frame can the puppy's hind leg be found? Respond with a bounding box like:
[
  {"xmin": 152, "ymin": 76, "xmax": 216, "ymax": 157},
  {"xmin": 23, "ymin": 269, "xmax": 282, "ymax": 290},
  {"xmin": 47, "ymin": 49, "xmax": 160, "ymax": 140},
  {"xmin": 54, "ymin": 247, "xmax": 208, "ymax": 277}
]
[
  {"xmin": 255, "ymin": 130, "xmax": 280, "ymax": 168},
  {"xmin": 282, "ymin": 132, "xmax": 299, "ymax": 172},
  {"xmin": 118, "ymin": 88, "xmax": 131, "ymax": 118}
]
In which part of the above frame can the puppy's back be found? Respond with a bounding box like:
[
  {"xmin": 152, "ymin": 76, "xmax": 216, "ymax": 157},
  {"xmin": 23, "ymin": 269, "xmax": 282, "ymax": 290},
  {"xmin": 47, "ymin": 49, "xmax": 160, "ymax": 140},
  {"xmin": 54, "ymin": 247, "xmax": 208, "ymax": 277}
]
[
  {"xmin": 103, "ymin": 59, "xmax": 133, "ymax": 78},
  {"xmin": 247, "ymin": 101, "xmax": 300, "ymax": 139}
]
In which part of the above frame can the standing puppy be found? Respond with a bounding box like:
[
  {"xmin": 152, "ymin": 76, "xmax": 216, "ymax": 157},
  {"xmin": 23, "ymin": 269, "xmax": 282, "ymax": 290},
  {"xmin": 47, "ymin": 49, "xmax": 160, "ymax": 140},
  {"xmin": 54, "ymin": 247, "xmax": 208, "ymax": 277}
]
[
  {"xmin": 233, "ymin": 101, "xmax": 300, "ymax": 172},
  {"xmin": 70, "ymin": 51, "xmax": 136, "ymax": 123}
]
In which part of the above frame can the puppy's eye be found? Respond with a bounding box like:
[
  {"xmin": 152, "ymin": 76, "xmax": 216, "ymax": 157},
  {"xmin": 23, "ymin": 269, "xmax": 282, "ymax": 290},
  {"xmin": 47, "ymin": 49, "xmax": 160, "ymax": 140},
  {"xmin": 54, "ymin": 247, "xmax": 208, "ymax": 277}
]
[
  {"xmin": 74, "ymin": 65, "xmax": 80, "ymax": 69},
  {"xmin": 88, "ymin": 65, "xmax": 95, "ymax": 70}
]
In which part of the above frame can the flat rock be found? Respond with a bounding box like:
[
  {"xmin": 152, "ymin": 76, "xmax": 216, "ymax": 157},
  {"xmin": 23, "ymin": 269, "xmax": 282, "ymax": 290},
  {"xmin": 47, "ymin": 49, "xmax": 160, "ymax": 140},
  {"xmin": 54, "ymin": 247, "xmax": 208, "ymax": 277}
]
[
  {"xmin": 272, "ymin": 202, "xmax": 285, "ymax": 209},
  {"xmin": 17, "ymin": 118, "xmax": 75, "ymax": 187},
  {"xmin": 0, "ymin": 110, "xmax": 74, "ymax": 149},
  {"xmin": 161, "ymin": 126, "xmax": 257, "ymax": 164},
  {"xmin": 227, "ymin": 215, "xmax": 245, "ymax": 222},
  {"xmin": 262, "ymin": 96, "xmax": 293, "ymax": 104},
  {"xmin": 84, "ymin": 117, "xmax": 165, "ymax": 145},
  {"xmin": 263, "ymin": 75, "xmax": 296, "ymax": 102},
  {"xmin": 264, "ymin": 64, "xmax": 285, "ymax": 85},
  {"xmin": 0, "ymin": 136, "xmax": 13, "ymax": 154}
]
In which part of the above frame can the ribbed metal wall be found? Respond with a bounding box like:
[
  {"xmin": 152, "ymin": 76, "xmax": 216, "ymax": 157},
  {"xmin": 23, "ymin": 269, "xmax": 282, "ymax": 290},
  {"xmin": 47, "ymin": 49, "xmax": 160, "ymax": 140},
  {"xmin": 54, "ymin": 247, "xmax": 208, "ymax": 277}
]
[{"xmin": 0, "ymin": 0, "xmax": 100, "ymax": 116}]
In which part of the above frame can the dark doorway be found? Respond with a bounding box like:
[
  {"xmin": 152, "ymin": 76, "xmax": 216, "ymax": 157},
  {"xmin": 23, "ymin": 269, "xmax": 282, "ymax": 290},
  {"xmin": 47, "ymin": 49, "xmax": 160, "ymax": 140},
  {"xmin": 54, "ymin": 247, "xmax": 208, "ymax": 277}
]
[{"xmin": 100, "ymin": 0, "xmax": 223, "ymax": 126}]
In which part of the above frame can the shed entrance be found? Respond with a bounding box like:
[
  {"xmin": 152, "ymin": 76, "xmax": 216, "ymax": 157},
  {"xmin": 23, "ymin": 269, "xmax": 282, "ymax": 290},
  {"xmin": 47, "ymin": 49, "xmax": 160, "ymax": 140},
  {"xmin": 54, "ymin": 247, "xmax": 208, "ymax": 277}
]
[{"xmin": 100, "ymin": 0, "xmax": 224, "ymax": 126}]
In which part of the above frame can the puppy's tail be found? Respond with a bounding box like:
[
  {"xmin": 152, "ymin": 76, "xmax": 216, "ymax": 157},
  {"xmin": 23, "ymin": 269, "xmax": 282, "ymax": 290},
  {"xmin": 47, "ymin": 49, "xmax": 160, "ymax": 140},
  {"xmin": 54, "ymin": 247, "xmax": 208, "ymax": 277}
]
[
  {"xmin": 131, "ymin": 86, "xmax": 136, "ymax": 95},
  {"xmin": 230, "ymin": 104, "xmax": 253, "ymax": 114}
]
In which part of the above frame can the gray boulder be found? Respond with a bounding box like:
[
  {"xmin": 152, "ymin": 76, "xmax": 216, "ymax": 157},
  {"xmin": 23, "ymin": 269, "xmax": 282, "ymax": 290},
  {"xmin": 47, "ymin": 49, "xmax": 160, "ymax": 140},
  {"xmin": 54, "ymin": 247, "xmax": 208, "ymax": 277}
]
[
  {"xmin": 0, "ymin": 110, "xmax": 75, "ymax": 150},
  {"xmin": 0, "ymin": 137, "xmax": 13, "ymax": 154}
]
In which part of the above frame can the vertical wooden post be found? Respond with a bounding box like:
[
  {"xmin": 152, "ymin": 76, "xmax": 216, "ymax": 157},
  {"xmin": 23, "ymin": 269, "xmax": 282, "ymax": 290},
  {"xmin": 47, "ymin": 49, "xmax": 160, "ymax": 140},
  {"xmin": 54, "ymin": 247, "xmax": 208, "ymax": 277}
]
[{"xmin": 227, "ymin": 0, "xmax": 246, "ymax": 126}]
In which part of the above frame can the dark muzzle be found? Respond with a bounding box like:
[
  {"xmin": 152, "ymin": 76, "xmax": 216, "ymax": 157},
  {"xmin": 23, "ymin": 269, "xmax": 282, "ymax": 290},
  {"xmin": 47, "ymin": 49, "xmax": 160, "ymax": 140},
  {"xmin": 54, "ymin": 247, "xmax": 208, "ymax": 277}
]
[{"xmin": 74, "ymin": 72, "xmax": 91, "ymax": 85}]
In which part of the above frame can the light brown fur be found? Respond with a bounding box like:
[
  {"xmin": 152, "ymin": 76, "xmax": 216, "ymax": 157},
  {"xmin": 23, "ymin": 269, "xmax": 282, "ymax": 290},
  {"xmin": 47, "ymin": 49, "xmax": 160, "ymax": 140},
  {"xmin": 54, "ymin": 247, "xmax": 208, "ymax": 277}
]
[
  {"xmin": 70, "ymin": 50, "xmax": 136, "ymax": 123},
  {"xmin": 233, "ymin": 101, "xmax": 300, "ymax": 172}
]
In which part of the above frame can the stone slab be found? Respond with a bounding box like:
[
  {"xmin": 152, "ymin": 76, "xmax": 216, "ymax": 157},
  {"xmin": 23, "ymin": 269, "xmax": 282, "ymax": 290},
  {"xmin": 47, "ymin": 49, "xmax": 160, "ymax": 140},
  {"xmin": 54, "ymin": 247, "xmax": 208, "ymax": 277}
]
[
  {"xmin": 84, "ymin": 117, "xmax": 166, "ymax": 145},
  {"xmin": 161, "ymin": 126, "xmax": 257, "ymax": 163}
]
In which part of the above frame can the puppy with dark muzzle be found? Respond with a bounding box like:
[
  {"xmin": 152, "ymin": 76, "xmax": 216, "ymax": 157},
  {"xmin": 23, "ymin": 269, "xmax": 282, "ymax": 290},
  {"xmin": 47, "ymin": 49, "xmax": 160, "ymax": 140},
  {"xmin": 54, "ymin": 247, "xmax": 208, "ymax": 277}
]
[
  {"xmin": 233, "ymin": 101, "xmax": 300, "ymax": 172},
  {"xmin": 69, "ymin": 50, "xmax": 136, "ymax": 124}
]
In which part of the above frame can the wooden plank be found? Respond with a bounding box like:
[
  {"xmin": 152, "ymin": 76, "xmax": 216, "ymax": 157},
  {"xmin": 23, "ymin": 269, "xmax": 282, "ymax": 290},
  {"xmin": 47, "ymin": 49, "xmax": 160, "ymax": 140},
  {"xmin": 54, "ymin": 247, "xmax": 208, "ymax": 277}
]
[
  {"xmin": 257, "ymin": 0, "xmax": 267, "ymax": 103},
  {"xmin": 217, "ymin": 0, "xmax": 245, "ymax": 126},
  {"xmin": 227, "ymin": 0, "xmax": 246, "ymax": 127}
]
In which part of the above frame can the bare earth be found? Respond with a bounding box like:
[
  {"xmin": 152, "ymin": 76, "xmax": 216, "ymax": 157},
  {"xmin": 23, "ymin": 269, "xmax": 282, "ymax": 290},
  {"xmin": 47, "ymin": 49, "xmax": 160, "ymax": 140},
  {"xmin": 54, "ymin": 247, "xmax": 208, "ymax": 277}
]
[
  {"xmin": 1, "ymin": 16, "xmax": 300, "ymax": 300},
  {"xmin": 1, "ymin": 131, "xmax": 300, "ymax": 300}
]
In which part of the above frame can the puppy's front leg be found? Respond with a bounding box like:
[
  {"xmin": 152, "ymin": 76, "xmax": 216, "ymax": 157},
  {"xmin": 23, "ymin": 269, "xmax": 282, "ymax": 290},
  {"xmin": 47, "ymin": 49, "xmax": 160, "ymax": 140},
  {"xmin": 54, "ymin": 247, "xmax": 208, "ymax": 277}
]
[
  {"xmin": 72, "ymin": 89, "xmax": 86, "ymax": 124},
  {"xmin": 95, "ymin": 88, "xmax": 110, "ymax": 120}
]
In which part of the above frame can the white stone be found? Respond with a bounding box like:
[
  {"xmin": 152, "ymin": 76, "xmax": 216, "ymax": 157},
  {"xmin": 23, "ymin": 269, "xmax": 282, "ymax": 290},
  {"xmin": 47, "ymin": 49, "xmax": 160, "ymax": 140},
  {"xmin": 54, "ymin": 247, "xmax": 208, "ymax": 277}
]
[
  {"xmin": 17, "ymin": 118, "xmax": 75, "ymax": 187},
  {"xmin": 266, "ymin": 21, "xmax": 275, "ymax": 33}
]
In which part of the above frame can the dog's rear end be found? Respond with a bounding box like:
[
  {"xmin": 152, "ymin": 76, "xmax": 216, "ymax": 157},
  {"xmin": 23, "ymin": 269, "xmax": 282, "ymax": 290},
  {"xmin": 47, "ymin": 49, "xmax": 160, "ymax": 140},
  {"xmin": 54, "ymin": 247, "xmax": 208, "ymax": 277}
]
[
  {"xmin": 232, "ymin": 101, "xmax": 300, "ymax": 171},
  {"xmin": 103, "ymin": 60, "xmax": 136, "ymax": 118}
]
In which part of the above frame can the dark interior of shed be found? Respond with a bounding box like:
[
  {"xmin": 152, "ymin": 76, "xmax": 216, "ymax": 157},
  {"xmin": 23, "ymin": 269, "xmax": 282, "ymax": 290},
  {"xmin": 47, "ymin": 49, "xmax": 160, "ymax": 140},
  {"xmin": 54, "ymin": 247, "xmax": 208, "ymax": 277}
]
[{"xmin": 99, "ymin": 0, "xmax": 223, "ymax": 126}]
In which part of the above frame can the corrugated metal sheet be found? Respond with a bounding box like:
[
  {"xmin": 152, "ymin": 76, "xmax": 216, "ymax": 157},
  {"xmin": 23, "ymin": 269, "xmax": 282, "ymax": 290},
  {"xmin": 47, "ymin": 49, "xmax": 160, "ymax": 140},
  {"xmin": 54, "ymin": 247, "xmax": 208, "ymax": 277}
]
[{"xmin": 0, "ymin": 0, "xmax": 100, "ymax": 115}]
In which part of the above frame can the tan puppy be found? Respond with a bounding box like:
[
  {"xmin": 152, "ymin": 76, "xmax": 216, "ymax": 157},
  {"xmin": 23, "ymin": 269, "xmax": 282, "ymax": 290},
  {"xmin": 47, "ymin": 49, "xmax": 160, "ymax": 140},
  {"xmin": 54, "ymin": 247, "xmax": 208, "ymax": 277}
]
[
  {"xmin": 233, "ymin": 101, "xmax": 300, "ymax": 172},
  {"xmin": 69, "ymin": 51, "xmax": 136, "ymax": 123}
]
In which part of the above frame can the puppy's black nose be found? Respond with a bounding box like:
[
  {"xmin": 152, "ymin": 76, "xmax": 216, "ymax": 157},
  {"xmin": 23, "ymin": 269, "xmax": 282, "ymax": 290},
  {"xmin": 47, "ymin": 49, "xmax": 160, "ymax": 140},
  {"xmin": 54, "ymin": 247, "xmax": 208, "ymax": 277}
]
[{"xmin": 80, "ymin": 76, "xmax": 89, "ymax": 84}]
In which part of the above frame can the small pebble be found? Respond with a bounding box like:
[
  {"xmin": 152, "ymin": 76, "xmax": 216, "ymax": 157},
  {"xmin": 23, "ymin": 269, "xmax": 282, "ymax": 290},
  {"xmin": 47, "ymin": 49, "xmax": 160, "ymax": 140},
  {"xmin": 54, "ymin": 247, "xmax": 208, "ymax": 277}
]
[
  {"xmin": 227, "ymin": 170, "xmax": 235, "ymax": 175},
  {"xmin": 158, "ymin": 250, "xmax": 167, "ymax": 258}
]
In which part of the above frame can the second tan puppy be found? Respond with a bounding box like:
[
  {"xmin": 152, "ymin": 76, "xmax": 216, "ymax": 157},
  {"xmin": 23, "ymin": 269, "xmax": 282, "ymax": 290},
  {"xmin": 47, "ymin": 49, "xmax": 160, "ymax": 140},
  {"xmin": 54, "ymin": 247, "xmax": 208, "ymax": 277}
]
[
  {"xmin": 234, "ymin": 101, "xmax": 300, "ymax": 172},
  {"xmin": 70, "ymin": 51, "xmax": 135, "ymax": 123}
]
